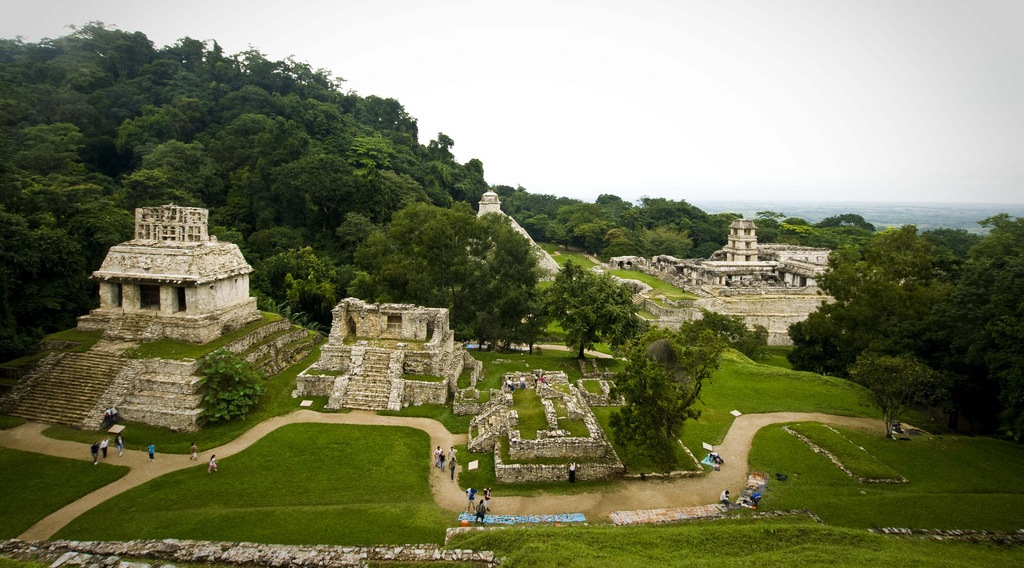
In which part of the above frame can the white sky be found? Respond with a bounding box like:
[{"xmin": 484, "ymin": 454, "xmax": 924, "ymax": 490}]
[{"xmin": 3, "ymin": 0, "xmax": 1023, "ymax": 205}]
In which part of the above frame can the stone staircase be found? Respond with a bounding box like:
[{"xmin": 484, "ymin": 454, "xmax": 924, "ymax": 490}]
[
  {"xmin": 468, "ymin": 401, "xmax": 511, "ymax": 452},
  {"xmin": 4, "ymin": 318, "xmax": 321, "ymax": 433},
  {"xmin": 8, "ymin": 351, "xmax": 126, "ymax": 428},
  {"xmin": 104, "ymin": 314, "xmax": 160, "ymax": 342},
  {"xmin": 332, "ymin": 348, "xmax": 403, "ymax": 411}
]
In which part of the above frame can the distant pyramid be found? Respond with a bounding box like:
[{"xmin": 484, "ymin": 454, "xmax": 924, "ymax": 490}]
[{"xmin": 478, "ymin": 190, "xmax": 559, "ymax": 276}]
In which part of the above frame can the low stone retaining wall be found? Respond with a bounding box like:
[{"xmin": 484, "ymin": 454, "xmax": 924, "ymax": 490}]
[
  {"xmin": 0, "ymin": 539, "xmax": 501, "ymax": 567},
  {"xmin": 783, "ymin": 425, "xmax": 908, "ymax": 484},
  {"xmin": 494, "ymin": 446, "xmax": 625, "ymax": 483},
  {"xmin": 866, "ymin": 528, "xmax": 1024, "ymax": 544}
]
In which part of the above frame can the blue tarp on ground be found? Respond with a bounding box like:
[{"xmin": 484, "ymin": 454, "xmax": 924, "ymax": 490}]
[{"xmin": 458, "ymin": 512, "xmax": 586, "ymax": 525}]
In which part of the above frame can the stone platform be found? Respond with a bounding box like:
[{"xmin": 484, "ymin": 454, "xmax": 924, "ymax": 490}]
[{"xmin": 609, "ymin": 504, "xmax": 724, "ymax": 525}]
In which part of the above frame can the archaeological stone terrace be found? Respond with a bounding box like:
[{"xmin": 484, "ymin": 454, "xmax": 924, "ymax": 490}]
[{"xmin": 609, "ymin": 219, "xmax": 832, "ymax": 345}]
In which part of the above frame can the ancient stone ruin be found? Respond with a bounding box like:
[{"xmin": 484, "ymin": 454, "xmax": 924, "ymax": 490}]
[
  {"xmin": 465, "ymin": 369, "xmax": 624, "ymax": 483},
  {"xmin": 3, "ymin": 205, "xmax": 316, "ymax": 431},
  {"xmin": 77, "ymin": 205, "xmax": 261, "ymax": 344},
  {"xmin": 477, "ymin": 190, "xmax": 560, "ymax": 275},
  {"xmin": 608, "ymin": 219, "xmax": 831, "ymax": 344},
  {"xmin": 294, "ymin": 298, "xmax": 471, "ymax": 411}
]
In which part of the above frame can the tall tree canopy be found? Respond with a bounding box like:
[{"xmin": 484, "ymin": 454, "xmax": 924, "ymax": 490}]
[
  {"xmin": 610, "ymin": 325, "xmax": 726, "ymax": 471},
  {"xmin": 543, "ymin": 260, "xmax": 643, "ymax": 358}
]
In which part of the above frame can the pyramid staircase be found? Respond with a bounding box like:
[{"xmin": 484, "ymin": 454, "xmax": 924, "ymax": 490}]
[
  {"xmin": 8, "ymin": 351, "xmax": 126, "ymax": 428},
  {"xmin": 326, "ymin": 348, "xmax": 404, "ymax": 411},
  {"xmin": 4, "ymin": 318, "xmax": 321, "ymax": 432}
]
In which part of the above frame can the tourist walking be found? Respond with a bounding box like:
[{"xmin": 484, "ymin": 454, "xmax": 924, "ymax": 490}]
[
  {"xmin": 190, "ymin": 442, "xmax": 198, "ymax": 461},
  {"xmin": 90, "ymin": 441, "xmax": 99, "ymax": 465},
  {"xmin": 568, "ymin": 461, "xmax": 577, "ymax": 483},
  {"xmin": 449, "ymin": 447, "xmax": 458, "ymax": 480},
  {"xmin": 439, "ymin": 447, "xmax": 446, "ymax": 471},
  {"xmin": 115, "ymin": 433, "xmax": 123, "ymax": 457},
  {"xmin": 148, "ymin": 443, "xmax": 155, "ymax": 462},
  {"xmin": 208, "ymin": 454, "xmax": 218, "ymax": 473},
  {"xmin": 466, "ymin": 487, "xmax": 477, "ymax": 512},
  {"xmin": 99, "ymin": 438, "xmax": 109, "ymax": 459},
  {"xmin": 483, "ymin": 487, "xmax": 491, "ymax": 512}
]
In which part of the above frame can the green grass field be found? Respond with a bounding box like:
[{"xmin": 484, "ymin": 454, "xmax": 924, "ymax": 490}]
[
  {"xmin": 54, "ymin": 423, "xmax": 451, "ymax": 545},
  {"xmin": 605, "ymin": 269, "xmax": 699, "ymax": 301},
  {"xmin": 446, "ymin": 516, "xmax": 1024, "ymax": 567},
  {"xmin": 750, "ymin": 424, "xmax": 1024, "ymax": 531},
  {"xmin": 0, "ymin": 448, "xmax": 128, "ymax": 538}
]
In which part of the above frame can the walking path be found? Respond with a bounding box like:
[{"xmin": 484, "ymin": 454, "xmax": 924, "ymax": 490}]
[{"xmin": 0, "ymin": 410, "xmax": 881, "ymax": 540}]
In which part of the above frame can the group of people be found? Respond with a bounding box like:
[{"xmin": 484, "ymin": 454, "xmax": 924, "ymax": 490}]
[
  {"xmin": 100, "ymin": 407, "xmax": 120, "ymax": 428},
  {"xmin": 466, "ymin": 486, "xmax": 492, "ymax": 522},
  {"xmin": 89, "ymin": 433, "xmax": 124, "ymax": 464},
  {"xmin": 434, "ymin": 445, "xmax": 458, "ymax": 480},
  {"xmin": 91, "ymin": 437, "xmax": 217, "ymax": 472}
]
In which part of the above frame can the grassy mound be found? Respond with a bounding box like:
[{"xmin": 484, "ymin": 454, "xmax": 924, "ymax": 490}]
[
  {"xmin": 447, "ymin": 516, "xmax": 1024, "ymax": 567},
  {"xmin": 750, "ymin": 424, "xmax": 1024, "ymax": 530},
  {"xmin": 0, "ymin": 448, "xmax": 128, "ymax": 538},
  {"xmin": 55, "ymin": 423, "xmax": 451, "ymax": 545}
]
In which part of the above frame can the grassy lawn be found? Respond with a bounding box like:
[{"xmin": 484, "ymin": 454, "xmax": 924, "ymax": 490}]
[
  {"xmin": 750, "ymin": 424, "xmax": 1024, "ymax": 531},
  {"xmin": 43, "ymin": 347, "xmax": 326, "ymax": 454},
  {"xmin": 447, "ymin": 516, "xmax": 1024, "ymax": 567},
  {"xmin": 762, "ymin": 345, "xmax": 794, "ymax": 369},
  {"xmin": 54, "ymin": 423, "xmax": 451, "ymax": 545},
  {"xmin": 0, "ymin": 447, "xmax": 128, "ymax": 538},
  {"xmin": 605, "ymin": 269, "xmax": 699, "ymax": 301},
  {"xmin": 123, "ymin": 312, "xmax": 284, "ymax": 360},
  {"xmin": 677, "ymin": 350, "xmax": 881, "ymax": 456},
  {"xmin": 468, "ymin": 350, "xmax": 622, "ymax": 393},
  {"xmin": 0, "ymin": 415, "xmax": 26, "ymax": 430},
  {"xmin": 378, "ymin": 404, "xmax": 472, "ymax": 435},
  {"xmin": 512, "ymin": 388, "xmax": 549, "ymax": 439},
  {"xmin": 538, "ymin": 243, "xmax": 599, "ymax": 269},
  {"xmin": 788, "ymin": 422, "xmax": 903, "ymax": 480}
]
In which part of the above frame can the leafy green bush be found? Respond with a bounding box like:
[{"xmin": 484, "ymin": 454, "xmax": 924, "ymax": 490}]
[{"xmin": 199, "ymin": 349, "xmax": 265, "ymax": 423}]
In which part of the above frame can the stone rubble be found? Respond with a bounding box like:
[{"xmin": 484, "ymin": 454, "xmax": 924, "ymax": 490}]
[{"xmin": 0, "ymin": 539, "xmax": 503, "ymax": 567}]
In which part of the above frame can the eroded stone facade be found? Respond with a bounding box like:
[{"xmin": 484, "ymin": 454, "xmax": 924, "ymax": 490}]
[
  {"xmin": 77, "ymin": 205, "xmax": 260, "ymax": 344},
  {"xmin": 294, "ymin": 298, "xmax": 465, "ymax": 410},
  {"xmin": 608, "ymin": 219, "xmax": 831, "ymax": 344}
]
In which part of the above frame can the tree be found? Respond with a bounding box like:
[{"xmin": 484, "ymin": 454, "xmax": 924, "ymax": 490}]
[
  {"xmin": 788, "ymin": 226, "xmax": 951, "ymax": 375},
  {"xmin": 610, "ymin": 326, "xmax": 726, "ymax": 471},
  {"xmin": 691, "ymin": 309, "xmax": 768, "ymax": 360},
  {"xmin": 544, "ymin": 260, "xmax": 642, "ymax": 358},
  {"xmin": 848, "ymin": 352, "xmax": 938, "ymax": 438},
  {"xmin": 940, "ymin": 215, "xmax": 1024, "ymax": 439},
  {"xmin": 199, "ymin": 348, "xmax": 265, "ymax": 423}
]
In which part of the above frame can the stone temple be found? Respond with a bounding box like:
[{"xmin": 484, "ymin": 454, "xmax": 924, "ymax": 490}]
[
  {"xmin": 77, "ymin": 205, "xmax": 261, "ymax": 343},
  {"xmin": 3, "ymin": 205, "xmax": 316, "ymax": 431},
  {"xmin": 477, "ymin": 190, "xmax": 560, "ymax": 275},
  {"xmin": 608, "ymin": 219, "xmax": 831, "ymax": 345}
]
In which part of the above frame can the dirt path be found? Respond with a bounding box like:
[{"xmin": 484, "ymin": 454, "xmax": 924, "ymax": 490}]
[{"xmin": 0, "ymin": 410, "xmax": 880, "ymax": 539}]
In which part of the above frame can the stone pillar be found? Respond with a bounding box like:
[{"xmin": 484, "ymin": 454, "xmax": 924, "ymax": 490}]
[{"xmin": 122, "ymin": 284, "xmax": 141, "ymax": 312}]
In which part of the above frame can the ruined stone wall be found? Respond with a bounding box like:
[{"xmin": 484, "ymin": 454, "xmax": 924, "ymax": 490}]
[
  {"xmin": 494, "ymin": 448, "xmax": 625, "ymax": 483},
  {"xmin": 0, "ymin": 539, "xmax": 501, "ymax": 568},
  {"xmin": 402, "ymin": 379, "xmax": 447, "ymax": 406}
]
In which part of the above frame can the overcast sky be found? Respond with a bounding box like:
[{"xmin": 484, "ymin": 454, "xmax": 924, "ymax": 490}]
[{"xmin": 3, "ymin": 0, "xmax": 1022, "ymax": 205}]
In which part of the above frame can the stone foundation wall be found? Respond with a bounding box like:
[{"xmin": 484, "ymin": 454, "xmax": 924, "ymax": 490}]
[
  {"xmin": 294, "ymin": 372, "xmax": 337, "ymax": 397},
  {"xmin": 402, "ymin": 379, "xmax": 447, "ymax": 406},
  {"xmin": 0, "ymin": 539, "xmax": 500, "ymax": 568},
  {"xmin": 494, "ymin": 447, "xmax": 625, "ymax": 483}
]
